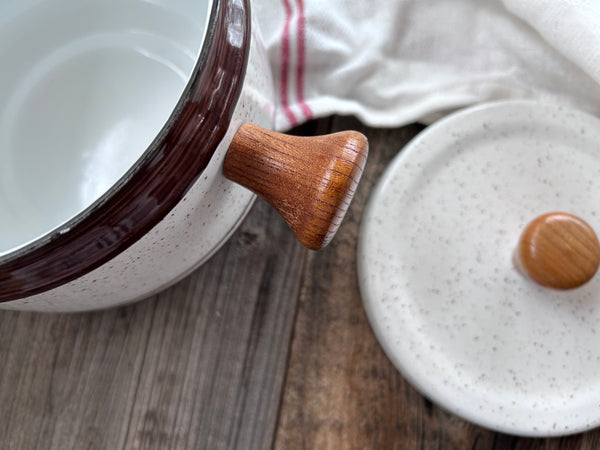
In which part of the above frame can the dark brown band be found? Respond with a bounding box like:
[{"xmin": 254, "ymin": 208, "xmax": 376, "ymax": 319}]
[{"xmin": 0, "ymin": 0, "xmax": 251, "ymax": 303}]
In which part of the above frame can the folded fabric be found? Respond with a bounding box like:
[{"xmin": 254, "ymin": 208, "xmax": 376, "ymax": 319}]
[{"xmin": 254, "ymin": 0, "xmax": 600, "ymax": 131}]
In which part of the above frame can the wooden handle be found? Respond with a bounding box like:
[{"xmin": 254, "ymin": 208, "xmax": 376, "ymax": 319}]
[
  {"xmin": 224, "ymin": 123, "xmax": 368, "ymax": 250},
  {"xmin": 513, "ymin": 212, "xmax": 600, "ymax": 289}
]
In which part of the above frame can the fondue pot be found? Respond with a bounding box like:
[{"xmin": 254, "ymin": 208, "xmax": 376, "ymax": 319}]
[{"xmin": 0, "ymin": 0, "xmax": 368, "ymax": 312}]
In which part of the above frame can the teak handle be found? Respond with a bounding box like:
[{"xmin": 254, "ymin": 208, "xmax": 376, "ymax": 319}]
[
  {"xmin": 224, "ymin": 123, "xmax": 368, "ymax": 250},
  {"xmin": 513, "ymin": 212, "xmax": 600, "ymax": 289}
]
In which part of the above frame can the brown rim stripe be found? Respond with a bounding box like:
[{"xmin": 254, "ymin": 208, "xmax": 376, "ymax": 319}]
[{"xmin": 0, "ymin": 0, "xmax": 251, "ymax": 303}]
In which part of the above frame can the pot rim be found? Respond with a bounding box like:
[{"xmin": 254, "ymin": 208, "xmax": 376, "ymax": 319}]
[{"xmin": 0, "ymin": 0, "xmax": 251, "ymax": 303}]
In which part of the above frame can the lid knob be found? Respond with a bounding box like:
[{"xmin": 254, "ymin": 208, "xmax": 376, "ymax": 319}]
[{"xmin": 513, "ymin": 212, "xmax": 600, "ymax": 289}]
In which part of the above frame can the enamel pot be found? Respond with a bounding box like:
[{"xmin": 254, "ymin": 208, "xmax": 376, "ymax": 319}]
[{"xmin": 0, "ymin": 0, "xmax": 368, "ymax": 312}]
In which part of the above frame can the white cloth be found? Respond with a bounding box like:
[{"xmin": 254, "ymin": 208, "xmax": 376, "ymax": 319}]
[{"xmin": 254, "ymin": 0, "xmax": 600, "ymax": 131}]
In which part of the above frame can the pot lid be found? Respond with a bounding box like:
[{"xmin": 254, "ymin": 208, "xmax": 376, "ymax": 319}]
[{"xmin": 357, "ymin": 100, "xmax": 600, "ymax": 437}]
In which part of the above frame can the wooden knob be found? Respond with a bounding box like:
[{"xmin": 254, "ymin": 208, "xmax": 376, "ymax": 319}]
[
  {"xmin": 224, "ymin": 123, "xmax": 368, "ymax": 250},
  {"xmin": 513, "ymin": 212, "xmax": 600, "ymax": 289}
]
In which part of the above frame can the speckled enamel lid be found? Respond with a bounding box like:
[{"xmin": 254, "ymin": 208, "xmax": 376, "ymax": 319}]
[{"xmin": 357, "ymin": 101, "xmax": 600, "ymax": 437}]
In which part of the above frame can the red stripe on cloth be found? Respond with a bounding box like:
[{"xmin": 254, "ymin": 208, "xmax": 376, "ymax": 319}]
[
  {"xmin": 280, "ymin": 0, "xmax": 297, "ymax": 127},
  {"xmin": 296, "ymin": 0, "xmax": 313, "ymax": 120}
]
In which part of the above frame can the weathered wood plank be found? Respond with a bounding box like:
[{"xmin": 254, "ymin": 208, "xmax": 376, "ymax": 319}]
[
  {"xmin": 0, "ymin": 197, "xmax": 304, "ymax": 450},
  {"xmin": 122, "ymin": 201, "xmax": 305, "ymax": 450},
  {"xmin": 5, "ymin": 117, "xmax": 600, "ymax": 450},
  {"xmin": 274, "ymin": 116, "xmax": 600, "ymax": 449}
]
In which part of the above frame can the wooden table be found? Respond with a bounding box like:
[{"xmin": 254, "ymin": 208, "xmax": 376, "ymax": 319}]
[{"xmin": 1, "ymin": 116, "xmax": 599, "ymax": 449}]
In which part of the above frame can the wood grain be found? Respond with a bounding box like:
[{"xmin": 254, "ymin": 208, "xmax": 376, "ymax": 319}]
[
  {"xmin": 514, "ymin": 212, "xmax": 600, "ymax": 290},
  {"xmin": 225, "ymin": 123, "xmax": 368, "ymax": 251},
  {"xmin": 274, "ymin": 116, "xmax": 600, "ymax": 450},
  {"xmin": 0, "ymin": 199, "xmax": 304, "ymax": 450},
  {"xmin": 4, "ymin": 117, "xmax": 600, "ymax": 449}
]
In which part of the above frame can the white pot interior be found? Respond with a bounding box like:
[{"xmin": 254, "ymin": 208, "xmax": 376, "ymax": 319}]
[{"xmin": 0, "ymin": 0, "xmax": 211, "ymax": 256}]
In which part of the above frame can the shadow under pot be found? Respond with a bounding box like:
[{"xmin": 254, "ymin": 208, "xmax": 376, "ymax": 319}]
[{"xmin": 0, "ymin": 0, "xmax": 368, "ymax": 312}]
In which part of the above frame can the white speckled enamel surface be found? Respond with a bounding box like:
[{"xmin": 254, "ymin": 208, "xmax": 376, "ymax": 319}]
[
  {"xmin": 1, "ymin": 13, "xmax": 274, "ymax": 312},
  {"xmin": 0, "ymin": 0, "xmax": 211, "ymax": 256},
  {"xmin": 357, "ymin": 101, "xmax": 600, "ymax": 437}
]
